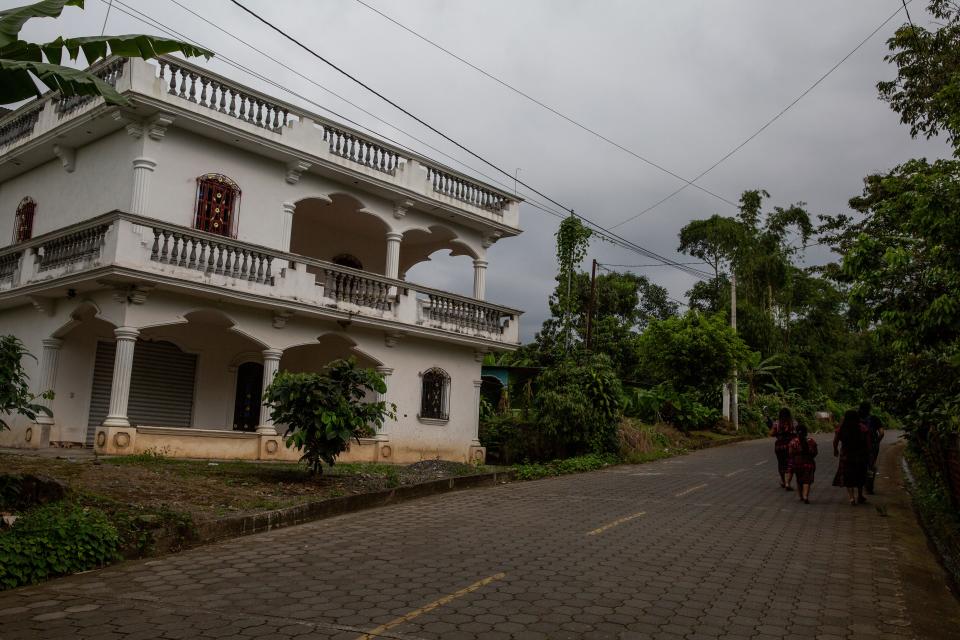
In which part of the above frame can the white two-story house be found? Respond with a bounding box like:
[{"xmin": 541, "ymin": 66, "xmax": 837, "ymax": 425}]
[{"xmin": 0, "ymin": 56, "xmax": 522, "ymax": 464}]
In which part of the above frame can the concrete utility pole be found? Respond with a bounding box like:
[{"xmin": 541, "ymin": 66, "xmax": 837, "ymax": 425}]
[
  {"xmin": 731, "ymin": 274, "xmax": 739, "ymax": 431},
  {"xmin": 585, "ymin": 259, "xmax": 598, "ymax": 351}
]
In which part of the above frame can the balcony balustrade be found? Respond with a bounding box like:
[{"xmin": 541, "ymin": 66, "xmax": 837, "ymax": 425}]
[
  {"xmin": 0, "ymin": 212, "xmax": 520, "ymax": 346},
  {"xmin": 0, "ymin": 56, "xmax": 518, "ymax": 227}
]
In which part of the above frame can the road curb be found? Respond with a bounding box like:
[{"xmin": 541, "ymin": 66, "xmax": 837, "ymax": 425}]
[{"xmin": 183, "ymin": 469, "xmax": 516, "ymax": 546}]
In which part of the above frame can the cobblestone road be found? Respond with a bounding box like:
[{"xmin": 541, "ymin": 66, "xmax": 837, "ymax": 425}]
[{"xmin": 2, "ymin": 434, "xmax": 958, "ymax": 640}]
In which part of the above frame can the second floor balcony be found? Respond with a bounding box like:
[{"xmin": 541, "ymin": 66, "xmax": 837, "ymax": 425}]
[{"xmin": 0, "ymin": 211, "xmax": 521, "ymax": 348}]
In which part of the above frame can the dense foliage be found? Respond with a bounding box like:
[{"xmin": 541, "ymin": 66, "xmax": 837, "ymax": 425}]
[
  {"xmin": 0, "ymin": 335, "xmax": 51, "ymax": 431},
  {"xmin": 0, "ymin": 502, "xmax": 120, "ymax": 590},
  {"xmin": 533, "ymin": 354, "xmax": 623, "ymax": 456},
  {"xmin": 264, "ymin": 359, "xmax": 395, "ymax": 474}
]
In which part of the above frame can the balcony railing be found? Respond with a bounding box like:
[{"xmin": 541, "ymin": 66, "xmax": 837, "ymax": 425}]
[
  {"xmin": 0, "ymin": 56, "xmax": 520, "ymax": 227},
  {"xmin": 0, "ymin": 212, "xmax": 520, "ymax": 346}
]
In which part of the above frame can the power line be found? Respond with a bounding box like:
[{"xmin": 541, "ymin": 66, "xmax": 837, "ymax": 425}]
[
  {"xmin": 609, "ymin": 1, "xmax": 910, "ymax": 230},
  {"xmin": 600, "ymin": 262, "xmax": 709, "ymax": 268},
  {"xmin": 105, "ymin": 0, "xmax": 711, "ymax": 280},
  {"xmin": 222, "ymin": 0, "xmax": 713, "ymax": 279},
  {"xmin": 350, "ymin": 0, "xmax": 738, "ymax": 211}
]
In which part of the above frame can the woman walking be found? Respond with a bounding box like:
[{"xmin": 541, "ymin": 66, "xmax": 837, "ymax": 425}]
[
  {"xmin": 833, "ymin": 409, "xmax": 872, "ymax": 505},
  {"xmin": 789, "ymin": 423, "xmax": 818, "ymax": 504},
  {"xmin": 770, "ymin": 407, "xmax": 796, "ymax": 490}
]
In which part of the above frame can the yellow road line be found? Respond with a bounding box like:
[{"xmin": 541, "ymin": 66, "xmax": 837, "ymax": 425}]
[
  {"xmin": 725, "ymin": 468, "xmax": 746, "ymax": 477},
  {"xmin": 354, "ymin": 572, "xmax": 506, "ymax": 639},
  {"xmin": 586, "ymin": 511, "xmax": 646, "ymax": 536},
  {"xmin": 674, "ymin": 483, "xmax": 708, "ymax": 497}
]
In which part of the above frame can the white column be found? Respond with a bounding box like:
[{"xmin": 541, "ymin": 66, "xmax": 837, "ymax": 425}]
[
  {"xmin": 280, "ymin": 202, "xmax": 296, "ymax": 252},
  {"xmin": 130, "ymin": 157, "xmax": 157, "ymax": 215},
  {"xmin": 103, "ymin": 327, "xmax": 139, "ymax": 427},
  {"xmin": 385, "ymin": 232, "xmax": 402, "ymax": 280},
  {"xmin": 375, "ymin": 366, "xmax": 393, "ymax": 436},
  {"xmin": 34, "ymin": 338, "xmax": 63, "ymax": 426},
  {"xmin": 472, "ymin": 379, "xmax": 483, "ymax": 443},
  {"xmin": 257, "ymin": 349, "xmax": 283, "ymax": 434},
  {"xmin": 472, "ymin": 258, "xmax": 488, "ymax": 300}
]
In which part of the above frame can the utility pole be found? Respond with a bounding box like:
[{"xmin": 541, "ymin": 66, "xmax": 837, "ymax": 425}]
[
  {"xmin": 731, "ymin": 274, "xmax": 739, "ymax": 431},
  {"xmin": 585, "ymin": 259, "xmax": 598, "ymax": 350}
]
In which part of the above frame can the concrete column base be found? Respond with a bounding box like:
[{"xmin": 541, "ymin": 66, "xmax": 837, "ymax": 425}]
[
  {"xmin": 95, "ymin": 425, "xmax": 138, "ymax": 455},
  {"xmin": 468, "ymin": 444, "xmax": 486, "ymax": 465},
  {"xmin": 22, "ymin": 423, "xmax": 51, "ymax": 449},
  {"xmin": 258, "ymin": 434, "xmax": 284, "ymax": 459}
]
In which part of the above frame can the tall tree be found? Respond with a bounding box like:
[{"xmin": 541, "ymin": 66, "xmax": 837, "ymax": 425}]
[{"xmin": 878, "ymin": 0, "xmax": 960, "ymax": 153}]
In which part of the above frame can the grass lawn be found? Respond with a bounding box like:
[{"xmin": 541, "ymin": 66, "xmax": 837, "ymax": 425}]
[{"xmin": 0, "ymin": 452, "xmax": 487, "ymax": 523}]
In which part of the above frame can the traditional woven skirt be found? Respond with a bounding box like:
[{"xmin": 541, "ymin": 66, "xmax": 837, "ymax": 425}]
[
  {"xmin": 833, "ymin": 450, "xmax": 868, "ymax": 488},
  {"xmin": 775, "ymin": 443, "xmax": 791, "ymax": 475}
]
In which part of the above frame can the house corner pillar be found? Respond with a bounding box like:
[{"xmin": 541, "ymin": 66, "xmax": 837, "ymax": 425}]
[
  {"xmin": 102, "ymin": 327, "xmax": 139, "ymax": 427},
  {"xmin": 130, "ymin": 157, "xmax": 157, "ymax": 216},
  {"xmin": 257, "ymin": 349, "xmax": 283, "ymax": 435}
]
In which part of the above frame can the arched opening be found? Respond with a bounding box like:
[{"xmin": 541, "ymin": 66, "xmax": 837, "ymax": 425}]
[
  {"xmin": 481, "ymin": 375, "xmax": 504, "ymax": 413},
  {"xmin": 280, "ymin": 334, "xmax": 380, "ymax": 373},
  {"xmin": 132, "ymin": 309, "xmax": 268, "ymax": 431},
  {"xmin": 401, "ymin": 226, "xmax": 478, "ymax": 296},
  {"xmin": 290, "ymin": 195, "xmax": 389, "ymax": 276},
  {"xmin": 420, "ymin": 367, "xmax": 451, "ymax": 421}
]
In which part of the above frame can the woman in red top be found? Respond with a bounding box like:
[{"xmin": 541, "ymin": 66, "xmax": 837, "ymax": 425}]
[
  {"xmin": 788, "ymin": 423, "xmax": 818, "ymax": 504},
  {"xmin": 770, "ymin": 407, "xmax": 796, "ymax": 490}
]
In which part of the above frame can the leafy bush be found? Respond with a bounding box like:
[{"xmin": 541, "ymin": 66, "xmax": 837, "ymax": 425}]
[
  {"xmin": 534, "ymin": 354, "xmax": 623, "ymax": 456},
  {"xmin": 265, "ymin": 359, "xmax": 395, "ymax": 474},
  {"xmin": 622, "ymin": 385, "xmax": 720, "ymax": 432},
  {"xmin": 0, "ymin": 335, "xmax": 52, "ymax": 431},
  {"xmin": 0, "ymin": 503, "xmax": 120, "ymax": 590},
  {"xmin": 512, "ymin": 453, "xmax": 619, "ymax": 480}
]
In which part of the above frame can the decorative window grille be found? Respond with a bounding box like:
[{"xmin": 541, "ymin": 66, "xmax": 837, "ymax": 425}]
[
  {"xmin": 13, "ymin": 197, "xmax": 35, "ymax": 243},
  {"xmin": 194, "ymin": 174, "xmax": 240, "ymax": 237},
  {"xmin": 420, "ymin": 367, "xmax": 450, "ymax": 421}
]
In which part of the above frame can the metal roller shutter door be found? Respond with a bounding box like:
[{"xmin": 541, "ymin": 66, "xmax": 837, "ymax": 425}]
[
  {"xmin": 85, "ymin": 341, "xmax": 115, "ymax": 445},
  {"xmin": 85, "ymin": 340, "xmax": 197, "ymax": 445}
]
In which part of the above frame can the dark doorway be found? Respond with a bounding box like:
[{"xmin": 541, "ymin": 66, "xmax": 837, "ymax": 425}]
[{"xmin": 233, "ymin": 362, "xmax": 264, "ymax": 432}]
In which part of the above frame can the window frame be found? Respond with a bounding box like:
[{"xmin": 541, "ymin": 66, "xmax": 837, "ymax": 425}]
[
  {"xmin": 13, "ymin": 197, "xmax": 36, "ymax": 244},
  {"xmin": 418, "ymin": 367, "xmax": 451, "ymax": 423},
  {"xmin": 194, "ymin": 173, "xmax": 241, "ymax": 238}
]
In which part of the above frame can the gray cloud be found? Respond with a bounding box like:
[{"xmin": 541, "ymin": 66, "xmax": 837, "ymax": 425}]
[{"xmin": 11, "ymin": 0, "xmax": 953, "ymax": 341}]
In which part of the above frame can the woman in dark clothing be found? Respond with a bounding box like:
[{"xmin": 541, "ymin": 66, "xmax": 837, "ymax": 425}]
[
  {"xmin": 789, "ymin": 423, "xmax": 818, "ymax": 504},
  {"xmin": 770, "ymin": 407, "xmax": 796, "ymax": 490},
  {"xmin": 833, "ymin": 409, "xmax": 873, "ymax": 505}
]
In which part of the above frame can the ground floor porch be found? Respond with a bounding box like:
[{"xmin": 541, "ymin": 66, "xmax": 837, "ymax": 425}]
[{"xmin": 0, "ymin": 286, "xmax": 488, "ymax": 465}]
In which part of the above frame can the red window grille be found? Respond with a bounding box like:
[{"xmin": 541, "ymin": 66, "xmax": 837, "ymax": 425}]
[
  {"xmin": 194, "ymin": 174, "xmax": 240, "ymax": 237},
  {"xmin": 13, "ymin": 197, "xmax": 35, "ymax": 243}
]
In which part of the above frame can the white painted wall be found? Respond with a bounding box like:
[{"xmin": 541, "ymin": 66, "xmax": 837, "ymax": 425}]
[{"xmin": 0, "ymin": 130, "xmax": 134, "ymax": 246}]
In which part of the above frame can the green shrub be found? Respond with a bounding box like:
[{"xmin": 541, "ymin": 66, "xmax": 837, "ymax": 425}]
[
  {"xmin": 534, "ymin": 354, "xmax": 623, "ymax": 456},
  {"xmin": 0, "ymin": 503, "xmax": 120, "ymax": 590},
  {"xmin": 622, "ymin": 385, "xmax": 720, "ymax": 432},
  {"xmin": 264, "ymin": 359, "xmax": 395, "ymax": 474},
  {"xmin": 512, "ymin": 453, "xmax": 619, "ymax": 480}
]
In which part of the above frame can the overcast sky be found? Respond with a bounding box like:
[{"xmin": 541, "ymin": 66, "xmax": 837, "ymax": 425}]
[{"xmin": 11, "ymin": 0, "xmax": 954, "ymax": 341}]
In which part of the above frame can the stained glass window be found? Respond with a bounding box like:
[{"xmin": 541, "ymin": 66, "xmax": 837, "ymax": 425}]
[
  {"xmin": 420, "ymin": 368, "xmax": 450, "ymax": 420},
  {"xmin": 195, "ymin": 174, "xmax": 240, "ymax": 237}
]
